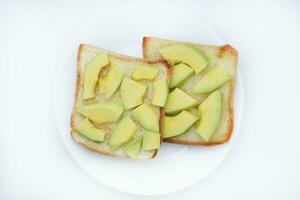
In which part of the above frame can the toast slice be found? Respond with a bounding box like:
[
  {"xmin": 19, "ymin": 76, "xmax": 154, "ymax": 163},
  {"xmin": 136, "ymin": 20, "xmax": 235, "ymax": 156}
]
[
  {"xmin": 71, "ymin": 44, "xmax": 171, "ymax": 159},
  {"xmin": 142, "ymin": 37, "xmax": 238, "ymax": 146}
]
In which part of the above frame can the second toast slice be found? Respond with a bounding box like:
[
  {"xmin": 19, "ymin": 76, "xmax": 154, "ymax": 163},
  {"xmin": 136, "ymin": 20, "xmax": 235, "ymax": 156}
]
[{"xmin": 143, "ymin": 37, "xmax": 238, "ymax": 146}]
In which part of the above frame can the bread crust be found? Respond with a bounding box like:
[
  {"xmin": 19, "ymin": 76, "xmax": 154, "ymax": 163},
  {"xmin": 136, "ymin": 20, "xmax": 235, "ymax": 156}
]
[
  {"xmin": 70, "ymin": 44, "xmax": 171, "ymax": 159},
  {"xmin": 142, "ymin": 37, "xmax": 238, "ymax": 146},
  {"xmin": 142, "ymin": 37, "xmax": 149, "ymax": 59}
]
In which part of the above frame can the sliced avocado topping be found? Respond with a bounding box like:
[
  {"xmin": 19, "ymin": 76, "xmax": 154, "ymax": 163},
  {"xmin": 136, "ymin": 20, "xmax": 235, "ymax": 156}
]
[
  {"xmin": 192, "ymin": 67, "xmax": 231, "ymax": 94},
  {"xmin": 83, "ymin": 52, "xmax": 109, "ymax": 99},
  {"xmin": 159, "ymin": 44, "xmax": 208, "ymax": 74},
  {"xmin": 98, "ymin": 60, "xmax": 124, "ymax": 98},
  {"xmin": 142, "ymin": 131, "xmax": 161, "ymax": 150},
  {"xmin": 169, "ymin": 63, "xmax": 194, "ymax": 88},
  {"xmin": 131, "ymin": 64, "xmax": 159, "ymax": 81},
  {"xmin": 197, "ymin": 90, "xmax": 222, "ymax": 140},
  {"xmin": 120, "ymin": 77, "xmax": 147, "ymax": 109},
  {"xmin": 163, "ymin": 111, "xmax": 198, "ymax": 138},
  {"xmin": 75, "ymin": 102, "xmax": 124, "ymax": 124},
  {"xmin": 124, "ymin": 136, "xmax": 143, "ymax": 159},
  {"xmin": 131, "ymin": 103, "xmax": 159, "ymax": 132},
  {"xmin": 74, "ymin": 118, "xmax": 106, "ymax": 142},
  {"xmin": 151, "ymin": 80, "xmax": 169, "ymax": 107},
  {"xmin": 109, "ymin": 116, "xmax": 138, "ymax": 150},
  {"xmin": 165, "ymin": 88, "xmax": 198, "ymax": 115}
]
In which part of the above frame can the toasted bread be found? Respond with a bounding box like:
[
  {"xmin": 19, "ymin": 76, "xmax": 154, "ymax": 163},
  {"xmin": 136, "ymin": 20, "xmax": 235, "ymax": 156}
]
[
  {"xmin": 71, "ymin": 44, "xmax": 171, "ymax": 159},
  {"xmin": 142, "ymin": 37, "xmax": 238, "ymax": 145}
]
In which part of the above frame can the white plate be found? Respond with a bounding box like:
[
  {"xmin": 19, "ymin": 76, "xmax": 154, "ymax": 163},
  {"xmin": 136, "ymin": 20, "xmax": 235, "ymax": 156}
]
[{"xmin": 53, "ymin": 5, "xmax": 244, "ymax": 196}]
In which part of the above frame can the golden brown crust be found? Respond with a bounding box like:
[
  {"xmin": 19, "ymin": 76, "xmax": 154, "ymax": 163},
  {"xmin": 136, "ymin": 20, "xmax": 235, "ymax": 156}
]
[
  {"xmin": 70, "ymin": 43, "xmax": 170, "ymax": 159},
  {"xmin": 163, "ymin": 61, "xmax": 173, "ymax": 84},
  {"xmin": 70, "ymin": 44, "xmax": 84, "ymax": 129},
  {"xmin": 218, "ymin": 44, "xmax": 238, "ymax": 58},
  {"xmin": 143, "ymin": 37, "xmax": 238, "ymax": 146},
  {"xmin": 159, "ymin": 109, "xmax": 165, "ymax": 142},
  {"xmin": 142, "ymin": 37, "xmax": 149, "ymax": 59},
  {"xmin": 223, "ymin": 82, "xmax": 235, "ymax": 144},
  {"xmin": 217, "ymin": 44, "xmax": 238, "ymax": 144},
  {"xmin": 151, "ymin": 149, "xmax": 158, "ymax": 159}
]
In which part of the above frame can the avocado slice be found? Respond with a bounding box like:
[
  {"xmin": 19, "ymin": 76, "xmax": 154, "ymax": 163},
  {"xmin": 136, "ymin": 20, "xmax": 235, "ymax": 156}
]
[
  {"xmin": 124, "ymin": 136, "xmax": 143, "ymax": 159},
  {"xmin": 192, "ymin": 67, "xmax": 231, "ymax": 94},
  {"xmin": 120, "ymin": 77, "xmax": 147, "ymax": 109},
  {"xmin": 75, "ymin": 102, "xmax": 124, "ymax": 124},
  {"xmin": 109, "ymin": 116, "xmax": 138, "ymax": 150},
  {"xmin": 165, "ymin": 88, "xmax": 198, "ymax": 115},
  {"xmin": 131, "ymin": 103, "xmax": 159, "ymax": 132},
  {"xmin": 83, "ymin": 52, "xmax": 109, "ymax": 99},
  {"xmin": 151, "ymin": 80, "xmax": 169, "ymax": 107},
  {"xmin": 131, "ymin": 64, "xmax": 159, "ymax": 81},
  {"xmin": 197, "ymin": 90, "xmax": 222, "ymax": 141},
  {"xmin": 169, "ymin": 63, "xmax": 194, "ymax": 88},
  {"xmin": 98, "ymin": 60, "xmax": 124, "ymax": 99},
  {"xmin": 158, "ymin": 44, "xmax": 208, "ymax": 74},
  {"xmin": 163, "ymin": 111, "xmax": 198, "ymax": 138},
  {"xmin": 142, "ymin": 131, "xmax": 161, "ymax": 150},
  {"xmin": 74, "ymin": 118, "xmax": 106, "ymax": 142}
]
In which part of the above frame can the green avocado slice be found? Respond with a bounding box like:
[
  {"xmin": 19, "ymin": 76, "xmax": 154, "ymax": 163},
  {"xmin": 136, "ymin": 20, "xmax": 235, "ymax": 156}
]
[
  {"xmin": 142, "ymin": 131, "xmax": 161, "ymax": 150},
  {"xmin": 109, "ymin": 116, "xmax": 138, "ymax": 150},
  {"xmin": 124, "ymin": 136, "xmax": 143, "ymax": 159},
  {"xmin": 75, "ymin": 102, "xmax": 124, "ymax": 125},
  {"xmin": 74, "ymin": 118, "xmax": 106, "ymax": 142},
  {"xmin": 192, "ymin": 67, "xmax": 231, "ymax": 94},
  {"xmin": 159, "ymin": 44, "xmax": 208, "ymax": 74},
  {"xmin": 165, "ymin": 88, "xmax": 198, "ymax": 115},
  {"xmin": 98, "ymin": 60, "xmax": 124, "ymax": 99},
  {"xmin": 151, "ymin": 80, "xmax": 169, "ymax": 107},
  {"xmin": 197, "ymin": 90, "xmax": 222, "ymax": 140},
  {"xmin": 120, "ymin": 77, "xmax": 147, "ymax": 109},
  {"xmin": 169, "ymin": 63, "xmax": 194, "ymax": 88},
  {"xmin": 131, "ymin": 103, "xmax": 159, "ymax": 132},
  {"xmin": 163, "ymin": 111, "xmax": 198, "ymax": 138},
  {"xmin": 131, "ymin": 64, "xmax": 159, "ymax": 81},
  {"xmin": 83, "ymin": 52, "xmax": 109, "ymax": 99}
]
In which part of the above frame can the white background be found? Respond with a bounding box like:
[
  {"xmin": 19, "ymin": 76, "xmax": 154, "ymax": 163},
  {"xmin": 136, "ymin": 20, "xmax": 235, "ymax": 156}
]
[{"xmin": 0, "ymin": 0, "xmax": 300, "ymax": 199}]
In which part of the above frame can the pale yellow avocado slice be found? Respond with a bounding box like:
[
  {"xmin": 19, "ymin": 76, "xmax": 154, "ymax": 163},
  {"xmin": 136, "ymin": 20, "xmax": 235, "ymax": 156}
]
[
  {"xmin": 163, "ymin": 111, "xmax": 198, "ymax": 138},
  {"xmin": 74, "ymin": 118, "xmax": 106, "ymax": 142},
  {"xmin": 131, "ymin": 64, "xmax": 159, "ymax": 81},
  {"xmin": 197, "ymin": 90, "xmax": 222, "ymax": 141},
  {"xmin": 151, "ymin": 80, "xmax": 169, "ymax": 107},
  {"xmin": 192, "ymin": 67, "xmax": 231, "ymax": 94},
  {"xmin": 120, "ymin": 77, "xmax": 147, "ymax": 109},
  {"xmin": 131, "ymin": 103, "xmax": 159, "ymax": 132},
  {"xmin": 75, "ymin": 102, "xmax": 124, "ymax": 124},
  {"xmin": 109, "ymin": 116, "xmax": 138, "ymax": 150},
  {"xmin": 83, "ymin": 52, "xmax": 109, "ymax": 99},
  {"xmin": 159, "ymin": 44, "xmax": 208, "ymax": 74},
  {"xmin": 165, "ymin": 88, "xmax": 198, "ymax": 115},
  {"xmin": 142, "ymin": 131, "xmax": 161, "ymax": 150},
  {"xmin": 124, "ymin": 136, "xmax": 143, "ymax": 159},
  {"xmin": 98, "ymin": 60, "xmax": 124, "ymax": 99},
  {"xmin": 169, "ymin": 63, "xmax": 194, "ymax": 88}
]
